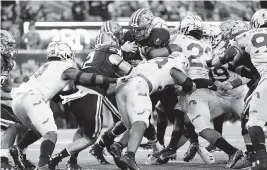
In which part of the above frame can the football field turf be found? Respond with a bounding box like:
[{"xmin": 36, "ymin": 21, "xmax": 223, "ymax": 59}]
[{"xmin": 26, "ymin": 123, "xmax": 246, "ymax": 170}]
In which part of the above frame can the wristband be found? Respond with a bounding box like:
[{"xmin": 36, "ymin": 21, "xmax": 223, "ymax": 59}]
[
  {"xmin": 181, "ymin": 77, "xmax": 193, "ymax": 93},
  {"xmin": 75, "ymin": 71, "xmax": 84, "ymax": 83},
  {"xmin": 90, "ymin": 73, "xmax": 97, "ymax": 86},
  {"xmin": 166, "ymin": 45, "xmax": 172, "ymax": 55}
]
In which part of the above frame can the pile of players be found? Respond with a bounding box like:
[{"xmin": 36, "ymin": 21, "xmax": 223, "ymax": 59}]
[{"xmin": 1, "ymin": 7, "xmax": 267, "ymax": 170}]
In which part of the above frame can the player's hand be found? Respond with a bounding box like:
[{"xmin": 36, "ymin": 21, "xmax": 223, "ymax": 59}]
[
  {"xmin": 121, "ymin": 41, "xmax": 138, "ymax": 53},
  {"xmin": 0, "ymin": 75, "xmax": 8, "ymax": 88},
  {"xmin": 219, "ymin": 81, "xmax": 233, "ymax": 92}
]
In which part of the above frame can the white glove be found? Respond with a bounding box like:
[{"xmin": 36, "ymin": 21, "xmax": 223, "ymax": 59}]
[
  {"xmin": 219, "ymin": 81, "xmax": 233, "ymax": 92},
  {"xmin": 121, "ymin": 41, "xmax": 138, "ymax": 53}
]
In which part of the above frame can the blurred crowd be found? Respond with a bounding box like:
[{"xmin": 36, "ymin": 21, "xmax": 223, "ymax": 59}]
[{"xmin": 1, "ymin": 1, "xmax": 264, "ymax": 50}]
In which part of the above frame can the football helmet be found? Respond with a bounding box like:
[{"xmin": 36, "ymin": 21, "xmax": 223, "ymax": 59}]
[
  {"xmin": 47, "ymin": 41, "xmax": 74, "ymax": 60},
  {"xmin": 95, "ymin": 32, "xmax": 119, "ymax": 48},
  {"xmin": 251, "ymin": 9, "xmax": 267, "ymax": 29},
  {"xmin": 1, "ymin": 30, "xmax": 16, "ymax": 58},
  {"xmin": 100, "ymin": 20, "xmax": 124, "ymax": 44},
  {"xmin": 129, "ymin": 8, "xmax": 154, "ymax": 41},
  {"xmin": 220, "ymin": 20, "xmax": 249, "ymax": 40},
  {"xmin": 203, "ymin": 24, "xmax": 222, "ymax": 48},
  {"xmin": 179, "ymin": 15, "xmax": 204, "ymax": 39}
]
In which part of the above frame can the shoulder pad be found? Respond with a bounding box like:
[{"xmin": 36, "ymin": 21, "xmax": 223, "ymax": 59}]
[{"xmin": 108, "ymin": 45, "xmax": 122, "ymax": 56}]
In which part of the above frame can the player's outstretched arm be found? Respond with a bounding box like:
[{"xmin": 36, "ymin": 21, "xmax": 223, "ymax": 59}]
[
  {"xmin": 109, "ymin": 54, "xmax": 133, "ymax": 76},
  {"xmin": 146, "ymin": 44, "xmax": 182, "ymax": 59},
  {"xmin": 61, "ymin": 68, "xmax": 117, "ymax": 85},
  {"xmin": 206, "ymin": 46, "xmax": 241, "ymax": 68},
  {"xmin": 170, "ymin": 68, "xmax": 195, "ymax": 93}
]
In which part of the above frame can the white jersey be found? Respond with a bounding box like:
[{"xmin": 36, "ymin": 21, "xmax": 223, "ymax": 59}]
[
  {"xmin": 16, "ymin": 60, "xmax": 77, "ymax": 101},
  {"xmin": 130, "ymin": 53, "xmax": 189, "ymax": 94},
  {"xmin": 234, "ymin": 28, "xmax": 267, "ymax": 75},
  {"xmin": 170, "ymin": 34, "xmax": 213, "ymax": 80}
]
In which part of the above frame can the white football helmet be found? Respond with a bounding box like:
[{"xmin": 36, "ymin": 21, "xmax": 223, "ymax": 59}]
[
  {"xmin": 179, "ymin": 15, "xmax": 204, "ymax": 38},
  {"xmin": 251, "ymin": 9, "xmax": 267, "ymax": 29},
  {"xmin": 203, "ymin": 24, "xmax": 222, "ymax": 48},
  {"xmin": 129, "ymin": 8, "xmax": 154, "ymax": 41},
  {"xmin": 220, "ymin": 20, "xmax": 249, "ymax": 40},
  {"xmin": 1, "ymin": 30, "xmax": 16, "ymax": 58},
  {"xmin": 95, "ymin": 32, "xmax": 119, "ymax": 48},
  {"xmin": 100, "ymin": 20, "xmax": 124, "ymax": 43},
  {"xmin": 47, "ymin": 41, "xmax": 74, "ymax": 60}
]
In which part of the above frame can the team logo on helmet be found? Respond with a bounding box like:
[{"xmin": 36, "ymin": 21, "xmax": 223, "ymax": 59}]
[
  {"xmin": 154, "ymin": 38, "xmax": 161, "ymax": 46},
  {"xmin": 1, "ymin": 30, "xmax": 16, "ymax": 58}
]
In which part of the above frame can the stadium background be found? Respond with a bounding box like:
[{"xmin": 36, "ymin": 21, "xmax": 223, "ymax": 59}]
[{"xmin": 1, "ymin": 0, "xmax": 266, "ymax": 129}]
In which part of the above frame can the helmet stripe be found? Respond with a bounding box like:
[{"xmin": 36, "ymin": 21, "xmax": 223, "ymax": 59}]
[
  {"xmin": 134, "ymin": 8, "xmax": 145, "ymax": 25},
  {"xmin": 107, "ymin": 20, "xmax": 111, "ymax": 32}
]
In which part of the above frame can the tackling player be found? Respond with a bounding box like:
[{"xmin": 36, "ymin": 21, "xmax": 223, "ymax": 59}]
[
  {"xmin": 49, "ymin": 32, "xmax": 133, "ymax": 170},
  {"xmin": 10, "ymin": 40, "xmax": 117, "ymax": 170},
  {"xmin": 0, "ymin": 30, "xmax": 35, "ymax": 170}
]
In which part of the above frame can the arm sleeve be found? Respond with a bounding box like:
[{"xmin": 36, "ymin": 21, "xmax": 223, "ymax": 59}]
[{"xmin": 148, "ymin": 44, "xmax": 183, "ymax": 58}]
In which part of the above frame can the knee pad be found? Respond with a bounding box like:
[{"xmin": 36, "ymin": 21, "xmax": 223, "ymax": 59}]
[
  {"xmin": 247, "ymin": 115, "xmax": 266, "ymax": 129},
  {"xmin": 43, "ymin": 131, "xmax": 57, "ymax": 143}
]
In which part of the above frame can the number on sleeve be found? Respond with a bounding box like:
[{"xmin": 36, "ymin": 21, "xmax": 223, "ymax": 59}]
[
  {"xmin": 187, "ymin": 43, "xmax": 204, "ymax": 67},
  {"xmin": 82, "ymin": 51, "xmax": 95, "ymax": 69},
  {"xmin": 34, "ymin": 63, "xmax": 49, "ymax": 78},
  {"xmin": 251, "ymin": 33, "xmax": 267, "ymax": 54}
]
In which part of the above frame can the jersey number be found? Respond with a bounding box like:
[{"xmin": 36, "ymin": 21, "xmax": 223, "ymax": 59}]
[
  {"xmin": 211, "ymin": 67, "xmax": 229, "ymax": 82},
  {"xmin": 187, "ymin": 43, "xmax": 210, "ymax": 68},
  {"xmin": 83, "ymin": 51, "xmax": 95, "ymax": 68},
  {"xmin": 251, "ymin": 33, "xmax": 267, "ymax": 54},
  {"xmin": 34, "ymin": 63, "xmax": 49, "ymax": 78}
]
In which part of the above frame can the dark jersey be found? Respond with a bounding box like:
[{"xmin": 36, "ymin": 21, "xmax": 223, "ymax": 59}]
[
  {"xmin": 122, "ymin": 28, "xmax": 170, "ymax": 61},
  {"xmin": 79, "ymin": 44, "xmax": 122, "ymax": 95}
]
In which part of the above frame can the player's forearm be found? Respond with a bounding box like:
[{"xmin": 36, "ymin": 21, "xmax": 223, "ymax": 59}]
[
  {"xmin": 148, "ymin": 44, "xmax": 181, "ymax": 59},
  {"xmin": 170, "ymin": 68, "xmax": 195, "ymax": 93},
  {"xmin": 76, "ymin": 72, "xmax": 117, "ymax": 85}
]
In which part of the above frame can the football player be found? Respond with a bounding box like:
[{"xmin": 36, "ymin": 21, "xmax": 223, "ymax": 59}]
[
  {"xmin": 90, "ymin": 20, "xmax": 137, "ymax": 164},
  {"xmin": 115, "ymin": 51, "xmax": 201, "ymax": 170},
  {"xmin": 207, "ymin": 9, "xmax": 267, "ymax": 169},
  {"xmin": 0, "ymin": 30, "xmax": 35, "ymax": 170},
  {"xmin": 168, "ymin": 15, "xmax": 243, "ymax": 168},
  {"xmin": 10, "ymin": 40, "xmax": 116, "ymax": 170},
  {"xmin": 49, "ymin": 32, "xmax": 133, "ymax": 170}
]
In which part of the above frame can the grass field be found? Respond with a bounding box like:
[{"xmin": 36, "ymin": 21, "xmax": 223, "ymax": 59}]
[{"xmin": 23, "ymin": 122, "xmax": 247, "ymax": 170}]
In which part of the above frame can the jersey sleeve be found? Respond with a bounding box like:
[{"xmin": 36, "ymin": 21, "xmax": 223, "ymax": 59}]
[{"xmin": 108, "ymin": 45, "xmax": 123, "ymax": 57}]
